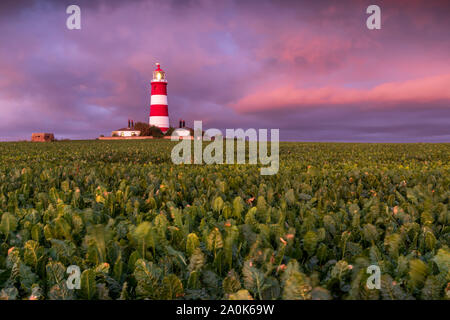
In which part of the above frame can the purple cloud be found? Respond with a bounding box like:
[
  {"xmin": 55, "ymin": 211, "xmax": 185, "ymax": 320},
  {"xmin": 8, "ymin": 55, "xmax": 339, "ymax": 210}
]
[{"xmin": 0, "ymin": 0, "xmax": 449, "ymax": 142}]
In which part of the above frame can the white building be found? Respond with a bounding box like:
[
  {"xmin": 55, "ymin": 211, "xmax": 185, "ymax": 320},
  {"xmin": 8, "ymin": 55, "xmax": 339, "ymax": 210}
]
[
  {"xmin": 172, "ymin": 128, "xmax": 191, "ymax": 137},
  {"xmin": 111, "ymin": 128, "xmax": 141, "ymax": 137}
]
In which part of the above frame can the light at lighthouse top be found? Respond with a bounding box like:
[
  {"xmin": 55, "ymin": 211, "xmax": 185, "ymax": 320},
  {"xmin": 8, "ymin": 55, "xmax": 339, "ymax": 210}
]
[{"xmin": 152, "ymin": 63, "xmax": 167, "ymax": 82}]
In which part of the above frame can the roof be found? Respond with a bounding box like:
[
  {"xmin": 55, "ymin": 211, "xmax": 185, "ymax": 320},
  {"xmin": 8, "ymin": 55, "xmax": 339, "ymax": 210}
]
[
  {"xmin": 113, "ymin": 128, "xmax": 141, "ymax": 132},
  {"xmin": 173, "ymin": 128, "xmax": 192, "ymax": 137},
  {"xmin": 155, "ymin": 62, "xmax": 164, "ymax": 73}
]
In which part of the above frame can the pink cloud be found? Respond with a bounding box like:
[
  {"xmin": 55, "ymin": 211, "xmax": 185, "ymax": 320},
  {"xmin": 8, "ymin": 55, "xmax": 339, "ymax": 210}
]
[{"xmin": 231, "ymin": 73, "xmax": 450, "ymax": 113}]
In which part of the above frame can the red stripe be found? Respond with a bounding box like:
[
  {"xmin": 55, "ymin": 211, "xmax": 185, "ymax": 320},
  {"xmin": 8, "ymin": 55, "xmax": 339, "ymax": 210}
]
[
  {"xmin": 151, "ymin": 82, "xmax": 167, "ymax": 95},
  {"xmin": 150, "ymin": 105, "xmax": 168, "ymax": 116}
]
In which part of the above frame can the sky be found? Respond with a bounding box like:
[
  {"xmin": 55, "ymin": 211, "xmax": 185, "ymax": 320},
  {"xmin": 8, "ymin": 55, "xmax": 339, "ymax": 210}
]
[{"xmin": 0, "ymin": 0, "xmax": 449, "ymax": 142}]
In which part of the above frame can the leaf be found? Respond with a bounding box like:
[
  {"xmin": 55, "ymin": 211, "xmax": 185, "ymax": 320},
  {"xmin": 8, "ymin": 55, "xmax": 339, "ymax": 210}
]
[
  {"xmin": 285, "ymin": 189, "xmax": 296, "ymax": 206},
  {"xmin": 132, "ymin": 222, "xmax": 155, "ymax": 257},
  {"xmin": 384, "ymin": 233, "xmax": 402, "ymax": 258},
  {"xmin": 61, "ymin": 180, "xmax": 70, "ymax": 193},
  {"xmin": 95, "ymin": 195, "xmax": 105, "ymax": 204},
  {"xmin": 113, "ymin": 258, "xmax": 124, "ymax": 281},
  {"xmin": 188, "ymin": 248, "xmax": 205, "ymax": 273},
  {"xmin": 408, "ymin": 259, "xmax": 428, "ymax": 289},
  {"xmin": 187, "ymin": 271, "xmax": 201, "ymax": 290},
  {"xmin": 304, "ymin": 231, "xmax": 318, "ymax": 256},
  {"xmin": 380, "ymin": 274, "xmax": 406, "ymax": 300},
  {"xmin": 118, "ymin": 282, "xmax": 128, "ymax": 300},
  {"xmin": 54, "ymin": 216, "xmax": 72, "ymax": 240},
  {"xmin": 0, "ymin": 212, "xmax": 17, "ymax": 236},
  {"xmin": 406, "ymin": 188, "xmax": 418, "ymax": 205},
  {"xmin": 224, "ymin": 227, "xmax": 238, "ymax": 269},
  {"xmin": 128, "ymin": 250, "xmax": 141, "ymax": 272},
  {"xmin": 369, "ymin": 245, "xmax": 383, "ymax": 264},
  {"xmin": 80, "ymin": 269, "xmax": 97, "ymax": 300},
  {"xmin": 161, "ymin": 274, "xmax": 184, "ymax": 299},
  {"xmin": 261, "ymin": 277, "xmax": 281, "ymax": 300},
  {"xmin": 242, "ymin": 260, "xmax": 264, "ymax": 297},
  {"xmin": 212, "ymin": 196, "xmax": 224, "ymax": 213},
  {"xmin": 46, "ymin": 261, "xmax": 73, "ymax": 300},
  {"xmin": 31, "ymin": 225, "xmax": 41, "ymax": 242},
  {"xmin": 316, "ymin": 243, "xmax": 328, "ymax": 262},
  {"xmin": 207, "ymin": 228, "xmax": 223, "ymax": 252},
  {"xmin": 299, "ymin": 193, "xmax": 312, "ymax": 201},
  {"xmin": 282, "ymin": 271, "xmax": 311, "ymax": 300},
  {"xmin": 432, "ymin": 248, "xmax": 450, "ymax": 275},
  {"xmin": 23, "ymin": 240, "xmax": 40, "ymax": 269},
  {"xmin": 86, "ymin": 224, "xmax": 110, "ymax": 263},
  {"xmin": 331, "ymin": 260, "xmax": 350, "ymax": 280},
  {"xmin": 18, "ymin": 263, "xmax": 37, "ymax": 294},
  {"xmin": 133, "ymin": 259, "xmax": 162, "ymax": 299},
  {"xmin": 94, "ymin": 263, "xmax": 110, "ymax": 275},
  {"xmin": 424, "ymin": 229, "xmax": 437, "ymax": 251},
  {"xmin": 244, "ymin": 207, "xmax": 258, "ymax": 228},
  {"xmin": 0, "ymin": 287, "xmax": 19, "ymax": 300},
  {"xmin": 232, "ymin": 196, "xmax": 244, "ymax": 220},
  {"xmin": 29, "ymin": 285, "xmax": 43, "ymax": 300},
  {"xmin": 311, "ymin": 287, "xmax": 332, "ymax": 300},
  {"xmin": 96, "ymin": 283, "xmax": 111, "ymax": 300},
  {"xmin": 421, "ymin": 276, "xmax": 441, "ymax": 300},
  {"xmin": 49, "ymin": 239, "xmax": 76, "ymax": 265},
  {"xmin": 48, "ymin": 284, "xmax": 74, "ymax": 300},
  {"xmin": 46, "ymin": 261, "xmax": 66, "ymax": 286},
  {"xmin": 363, "ymin": 224, "xmax": 378, "ymax": 242},
  {"xmin": 256, "ymin": 196, "xmax": 267, "ymax": 213},
  {"xmin": 186, "ymin": 233, "xmax": 200, "ymax": 256},
  {"xmin": 223, "ymin": 270, "xmax": 241, "ymax": 294},
  {"xmin": 323, "ymin": 215, "xmax": 336, "ymax": 235},
  {"xmin": 166, "ymin": 245, "xmax": 187, "ymax": 266},
  {"xmin": 229, "ymin": 289, "xmax": 253, "ymax": 300}
]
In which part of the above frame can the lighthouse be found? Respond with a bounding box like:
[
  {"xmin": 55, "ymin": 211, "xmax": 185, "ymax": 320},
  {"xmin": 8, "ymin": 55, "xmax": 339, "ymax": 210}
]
[{"xmin": 149, "ymin": 63, "xmax": 169, "ymax": 133}]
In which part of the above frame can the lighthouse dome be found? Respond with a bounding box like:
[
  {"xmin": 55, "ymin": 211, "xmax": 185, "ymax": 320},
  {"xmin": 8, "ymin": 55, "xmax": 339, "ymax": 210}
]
[{"xmin": 153, "ymin": 63, "xmax": 166, "ymax": 81}]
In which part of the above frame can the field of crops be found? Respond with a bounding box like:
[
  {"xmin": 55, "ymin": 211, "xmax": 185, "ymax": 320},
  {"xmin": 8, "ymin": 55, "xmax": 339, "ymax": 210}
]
[{"xmin": 0, "ymin": 140, "xmax": 448, "ymax": 300}]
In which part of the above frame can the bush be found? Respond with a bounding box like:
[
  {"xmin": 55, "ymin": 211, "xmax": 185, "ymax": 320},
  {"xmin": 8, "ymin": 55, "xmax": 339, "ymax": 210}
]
[
  {"xmin": 164, "ymin": 127, "xmax": 175, "ymax": 136},
  {"xmin": 149, "ymin": 126, "xmax": 164, "ymax": 138},
  {"xmin": 134, "ymin": 122, "xmax": 151, "ymax": 136},
  {"xmin": 134, "ymin": 122, "xmax": 164, "ymax": 138}
]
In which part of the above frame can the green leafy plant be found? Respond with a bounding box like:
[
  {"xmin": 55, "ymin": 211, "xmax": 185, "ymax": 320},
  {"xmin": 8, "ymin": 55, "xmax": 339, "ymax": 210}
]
[{"xmin": 0, "ymin": 140, "xmax": 448, "ymax": 299}]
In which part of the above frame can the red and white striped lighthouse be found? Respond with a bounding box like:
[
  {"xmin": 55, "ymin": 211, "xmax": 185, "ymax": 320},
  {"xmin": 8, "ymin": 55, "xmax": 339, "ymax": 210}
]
[{"xmin": 149, "ymin": 63, "xmax": 169, "ymax": 133}]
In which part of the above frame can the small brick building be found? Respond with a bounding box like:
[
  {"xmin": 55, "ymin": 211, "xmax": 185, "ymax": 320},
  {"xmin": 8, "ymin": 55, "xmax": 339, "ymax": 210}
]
[{"xmin": 31, "ymin": 133, "xmax": 55, "ymax": 142}]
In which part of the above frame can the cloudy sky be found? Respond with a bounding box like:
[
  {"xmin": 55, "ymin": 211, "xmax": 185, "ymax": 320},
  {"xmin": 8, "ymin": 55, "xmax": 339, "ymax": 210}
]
[{"xmin": 0, "ymin": 0, "xmax": 449, "ymax": 142}]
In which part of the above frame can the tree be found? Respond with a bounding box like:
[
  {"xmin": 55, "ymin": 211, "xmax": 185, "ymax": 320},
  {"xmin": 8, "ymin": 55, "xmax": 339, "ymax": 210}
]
[{"xmin": 133, "ymin": 122, "xmax": 151, "ymax": 136}]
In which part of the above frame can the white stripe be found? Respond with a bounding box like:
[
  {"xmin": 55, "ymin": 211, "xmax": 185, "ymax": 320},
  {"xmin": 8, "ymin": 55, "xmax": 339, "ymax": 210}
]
[
  {"xmin": 151, "ymin": 95, "xmax": 168, "ymax": 105},
  {"xmin": 151, "ymin": 79, "xmax": 167, "ymax": 83},
  {"xmin": 149, "ymin": 116, "xmax": 169, "ymax": 128}
]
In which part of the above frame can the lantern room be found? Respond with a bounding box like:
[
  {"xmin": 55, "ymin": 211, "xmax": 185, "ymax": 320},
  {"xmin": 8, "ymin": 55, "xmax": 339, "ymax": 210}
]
[{"xmin": 152, "ymin": 63, "xmax": 167, "ymax": 82}]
